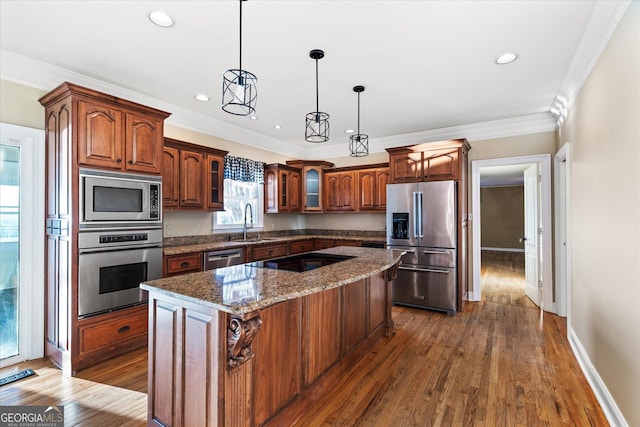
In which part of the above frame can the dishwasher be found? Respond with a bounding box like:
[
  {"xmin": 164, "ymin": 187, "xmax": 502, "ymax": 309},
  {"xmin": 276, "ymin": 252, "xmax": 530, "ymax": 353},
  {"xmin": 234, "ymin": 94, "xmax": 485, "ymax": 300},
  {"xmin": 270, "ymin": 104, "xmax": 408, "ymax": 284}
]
[{"xmin": 204, "ymin": 248, "xmax": 245, "ymax": 270}]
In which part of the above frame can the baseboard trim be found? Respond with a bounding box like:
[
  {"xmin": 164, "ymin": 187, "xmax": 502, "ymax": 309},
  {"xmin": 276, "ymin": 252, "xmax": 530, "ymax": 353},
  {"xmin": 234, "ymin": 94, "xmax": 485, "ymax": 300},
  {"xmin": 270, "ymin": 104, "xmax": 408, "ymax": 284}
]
[
  {"xmin": 481, "ymin": 247, "xmax": 525, "ymax": 253},
  {"xmin": 568, "ymin": 327, "xmax": 629, "ymax": 427}
]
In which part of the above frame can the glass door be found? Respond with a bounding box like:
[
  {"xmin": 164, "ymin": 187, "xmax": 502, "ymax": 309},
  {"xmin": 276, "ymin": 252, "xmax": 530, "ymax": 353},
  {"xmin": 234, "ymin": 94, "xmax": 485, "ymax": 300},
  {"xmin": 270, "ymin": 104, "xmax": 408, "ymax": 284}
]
[
  {"xmin": 0, "ymin": 145, "xmax": 19, "ymax": 360},
  {"xmin": 0, "ymin": 123, "xmax": 44, "ymax": 367}
]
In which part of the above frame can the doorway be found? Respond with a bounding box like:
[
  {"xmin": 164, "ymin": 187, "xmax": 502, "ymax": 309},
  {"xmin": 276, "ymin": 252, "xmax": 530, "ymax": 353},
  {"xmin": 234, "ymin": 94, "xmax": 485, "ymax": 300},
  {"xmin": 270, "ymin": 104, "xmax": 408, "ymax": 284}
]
[
  {"xmin": 0, "ymin": 123, "xmax": 45, "ymax": 367},
  {"xmin": 471, "ymin": 154, "xmax": 553, "ymax": 312}
]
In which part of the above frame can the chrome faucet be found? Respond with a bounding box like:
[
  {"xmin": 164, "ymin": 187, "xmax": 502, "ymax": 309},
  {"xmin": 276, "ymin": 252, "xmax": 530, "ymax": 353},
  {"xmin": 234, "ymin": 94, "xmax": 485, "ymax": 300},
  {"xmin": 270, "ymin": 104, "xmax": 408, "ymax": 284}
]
[{"xmin": 243, "ymin": 202, "xmax": 253, "ymax": 240}]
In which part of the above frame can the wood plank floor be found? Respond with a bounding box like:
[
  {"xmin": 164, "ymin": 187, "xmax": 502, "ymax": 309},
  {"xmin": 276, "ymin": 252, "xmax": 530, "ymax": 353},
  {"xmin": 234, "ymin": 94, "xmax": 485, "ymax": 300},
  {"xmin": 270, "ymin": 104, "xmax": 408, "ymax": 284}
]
[{"xmin": 1, "ymin": 252, "xmax": 607, "ymax": 426}]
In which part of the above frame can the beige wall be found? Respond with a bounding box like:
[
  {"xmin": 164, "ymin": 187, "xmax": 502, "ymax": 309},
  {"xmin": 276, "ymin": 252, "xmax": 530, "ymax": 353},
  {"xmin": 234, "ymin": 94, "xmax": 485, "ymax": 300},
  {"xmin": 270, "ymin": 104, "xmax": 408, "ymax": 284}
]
[
  {"xmin": 0, "ymin": 80, "xmax": 46, "ymax": 129},
  {"xmin": 559, "ymin": 3, "xmax": 640, "ymax": 426},
  {"xmin": 480, "ymin": 186, "xmax": 524, "ymax": 250}
]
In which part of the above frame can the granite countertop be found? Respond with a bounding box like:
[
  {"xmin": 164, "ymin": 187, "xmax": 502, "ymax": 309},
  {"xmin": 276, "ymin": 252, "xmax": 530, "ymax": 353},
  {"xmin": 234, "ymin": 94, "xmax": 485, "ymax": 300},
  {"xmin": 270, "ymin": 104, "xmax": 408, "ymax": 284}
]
[
  {"xmin": 141, "ymin": 246, "xmax": 404, "ymax": 316},
  {"xmin": 163, "ymin": 234, "xmax": 386, "ymax": 256}
]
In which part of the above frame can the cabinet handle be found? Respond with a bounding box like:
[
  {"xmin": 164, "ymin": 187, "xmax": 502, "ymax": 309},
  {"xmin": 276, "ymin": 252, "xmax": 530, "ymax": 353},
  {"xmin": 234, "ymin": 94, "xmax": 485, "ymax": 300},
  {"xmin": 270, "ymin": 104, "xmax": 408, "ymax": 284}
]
[
  {"xmin": 268, "ymin": 250, "xmax": 273, "ymax": 255},
  {"xmin": 116, "ymin": 158, "xmax": 122, "ymax": 163},
  {"xmin": 180, "ymin": 262, "xmax": 190, "ymax": 268},
  {"xmin": 118, "ymin": 325, "xmax": 130, "ymax": 334},
  {"xmin": 128, "ymin": 160, "xmax": 133, "ymax": 164}
]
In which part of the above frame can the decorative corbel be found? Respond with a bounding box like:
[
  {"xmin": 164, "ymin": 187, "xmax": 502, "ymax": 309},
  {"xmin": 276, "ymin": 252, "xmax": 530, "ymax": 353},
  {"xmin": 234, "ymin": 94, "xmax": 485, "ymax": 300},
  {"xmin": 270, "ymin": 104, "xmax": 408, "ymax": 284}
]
[{"xmin": 227, "ymin": 315, "xmax": 262, "ymax": 369}]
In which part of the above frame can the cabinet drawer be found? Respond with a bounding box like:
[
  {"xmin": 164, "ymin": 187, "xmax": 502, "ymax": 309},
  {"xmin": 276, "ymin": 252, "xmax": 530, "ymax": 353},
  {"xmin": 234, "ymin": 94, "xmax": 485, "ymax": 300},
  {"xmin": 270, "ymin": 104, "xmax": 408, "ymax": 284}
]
[
  {"xmin": 290, "ymin": 240, "xmax": 314, "ymax": 254},
  {"xmin": 79, "ymin": 307, "xmax": 148, "ymax": 355},
  {"xmin": 251, "ymin": 244, "xmax": 288, "ymax": 261},
  {"xmin": 165, "ymin": 252, "xmax": 203, "ymax": 276},
  {"xmin": 315, "ymin": 239, "xmax": 335, "ymax": 250}
]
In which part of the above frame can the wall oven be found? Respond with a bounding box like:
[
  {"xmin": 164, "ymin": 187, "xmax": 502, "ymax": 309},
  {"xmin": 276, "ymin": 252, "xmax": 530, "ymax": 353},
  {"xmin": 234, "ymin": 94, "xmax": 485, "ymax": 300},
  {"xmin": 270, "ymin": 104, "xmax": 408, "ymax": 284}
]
[
  {"xmin": 78, "ymin": 228, "xmax": 163, "ymax": 318},
  {"xmin": 80, "ymin": 168, "xmax": 161, "ymax": 229}
]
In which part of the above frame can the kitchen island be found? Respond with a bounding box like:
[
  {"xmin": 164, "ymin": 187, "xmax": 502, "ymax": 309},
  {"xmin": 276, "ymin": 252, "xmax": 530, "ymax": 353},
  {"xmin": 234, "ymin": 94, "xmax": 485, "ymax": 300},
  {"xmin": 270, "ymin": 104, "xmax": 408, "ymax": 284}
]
[{"xmin": 141, "ymin": 246, "xmax": 403, "ymax": 427}]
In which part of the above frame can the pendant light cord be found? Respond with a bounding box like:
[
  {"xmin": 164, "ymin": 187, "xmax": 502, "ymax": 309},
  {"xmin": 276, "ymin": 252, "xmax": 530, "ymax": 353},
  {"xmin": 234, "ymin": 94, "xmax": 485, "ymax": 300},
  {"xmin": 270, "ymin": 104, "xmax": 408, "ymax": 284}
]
[
  {"xmin": 357, "ymin": 92, "xmax": 360, "ymax": 134},
  {"xmin": 239, "ymin": 0, "xmax": 243, "ymax": 72},
  {"xmin": 315, "ymin": 58, "xmax": 319, "ymax": 116}
]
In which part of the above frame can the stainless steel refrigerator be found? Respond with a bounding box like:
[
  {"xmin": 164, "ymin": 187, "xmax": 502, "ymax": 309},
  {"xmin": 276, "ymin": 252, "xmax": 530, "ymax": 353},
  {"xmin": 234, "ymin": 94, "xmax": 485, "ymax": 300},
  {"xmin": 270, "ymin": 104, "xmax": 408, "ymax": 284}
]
[{"xmin": 386, "ymin": 180, "xmax": 457, "ymax": 314}]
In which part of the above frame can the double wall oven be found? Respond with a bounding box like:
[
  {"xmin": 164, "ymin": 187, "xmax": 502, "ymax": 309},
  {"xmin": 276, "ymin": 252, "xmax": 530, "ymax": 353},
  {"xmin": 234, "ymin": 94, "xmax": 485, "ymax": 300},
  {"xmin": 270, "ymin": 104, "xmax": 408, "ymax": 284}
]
[{"xmin": 78, "ymin": 169, "xmax": 163, "ymax": 318}]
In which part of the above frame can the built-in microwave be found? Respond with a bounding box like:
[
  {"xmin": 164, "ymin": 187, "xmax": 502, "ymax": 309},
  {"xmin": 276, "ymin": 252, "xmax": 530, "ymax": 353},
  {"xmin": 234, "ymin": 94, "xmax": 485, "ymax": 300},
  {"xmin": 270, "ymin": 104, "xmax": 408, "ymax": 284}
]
[{"xmin": 80, "ymin": 168, "xmax": 161, "ymax": 229}]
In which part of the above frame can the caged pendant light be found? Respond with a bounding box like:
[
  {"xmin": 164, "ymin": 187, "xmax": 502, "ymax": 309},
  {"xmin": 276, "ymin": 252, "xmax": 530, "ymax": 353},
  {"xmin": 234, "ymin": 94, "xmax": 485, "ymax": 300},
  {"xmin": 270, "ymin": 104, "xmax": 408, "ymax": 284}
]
[
  {"xmin": 349, "ymin": 85, "xmax": 369, "ymax": 157},
  {"xmin": 222, "ymin": 0, "xmax": 257, "ymax": 116},
  {"xmin": 305, "ymin": 49, "xmax": 330, "ymax": 142}
]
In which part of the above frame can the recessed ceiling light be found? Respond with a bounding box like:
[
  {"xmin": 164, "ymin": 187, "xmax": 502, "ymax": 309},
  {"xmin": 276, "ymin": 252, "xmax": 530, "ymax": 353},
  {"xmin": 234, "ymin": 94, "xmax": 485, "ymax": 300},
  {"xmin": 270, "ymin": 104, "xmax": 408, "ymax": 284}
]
[
  {"xmin": 194, "ymin": 93, "xmax": 210, "ymax": 102},
  {"xmin": 250, "ymin": 116, "xmax": 258, "ymax": 120},
  {"xmin": 495, "ymin": 53, "xmax": 518, "ymax": 65},
  {"xmin": 345, "ymin": 129, "xmax": 355, "ymax": 134},
  {"xmin": 274, "ymin": 125, "xmax": 281, "ymax": 129},
  {"xmin": 149, "ymin": 11, "xmax": 174, "ymax": 28}
]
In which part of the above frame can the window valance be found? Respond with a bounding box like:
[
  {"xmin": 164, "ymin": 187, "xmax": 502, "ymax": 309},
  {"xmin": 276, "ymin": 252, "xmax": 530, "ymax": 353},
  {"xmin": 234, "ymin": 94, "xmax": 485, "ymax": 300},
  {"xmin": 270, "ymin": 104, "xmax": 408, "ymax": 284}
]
[{"xmin": 224, "ymin": 155, "xmax": 265, "ymax": 184}]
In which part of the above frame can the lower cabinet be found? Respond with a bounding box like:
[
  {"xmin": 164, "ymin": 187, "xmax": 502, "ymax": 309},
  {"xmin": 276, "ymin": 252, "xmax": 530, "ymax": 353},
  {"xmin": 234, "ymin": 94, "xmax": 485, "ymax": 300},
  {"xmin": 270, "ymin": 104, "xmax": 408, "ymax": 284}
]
[
  {"xmin": 249, "ymin": 242, "xmax": 288, "ymax": 262},
  {"xmin": 290, "ymin": 239, "xmax": 315, "ymax": 254},
  {"xmin": 164, "ymin": 252, "xmax": 203, "ymax": 277},
  {"xmin": 76, "ymin": 304, "xmax": 148, "ymax": 370}
]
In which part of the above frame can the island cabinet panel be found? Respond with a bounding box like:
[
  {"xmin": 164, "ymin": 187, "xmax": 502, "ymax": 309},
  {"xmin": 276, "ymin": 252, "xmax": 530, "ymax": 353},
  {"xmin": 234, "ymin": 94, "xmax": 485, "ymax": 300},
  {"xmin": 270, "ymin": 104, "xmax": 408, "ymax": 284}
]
[
  {"xmin": 302, "ymin": 287, "xmax": 341, "ymax": 386},
  {"xmin": 253, "ymin": 299, "xmax": 302, "ymax": 426},
  {"xmin": 368, "ymin": 272, "xmax": 387, "ymax": 333},
  {"xmin": 148, "ymin": 295, "xmax": 223, "ymax": 427},
  {"xmin": 342, "ymin": 280, "xmax": 368, "ymax": 354}
]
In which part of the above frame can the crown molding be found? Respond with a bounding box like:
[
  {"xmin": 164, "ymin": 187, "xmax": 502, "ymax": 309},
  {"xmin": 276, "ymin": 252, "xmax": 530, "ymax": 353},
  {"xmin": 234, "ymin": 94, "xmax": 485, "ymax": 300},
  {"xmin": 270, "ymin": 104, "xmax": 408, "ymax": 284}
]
[
  {"xmin": 552, "ymin": 0, "xmax": 632, "ymax": 123},
  {"xmin": 0, "ymin": 50, "xmax": 307, "ymax": 159}
]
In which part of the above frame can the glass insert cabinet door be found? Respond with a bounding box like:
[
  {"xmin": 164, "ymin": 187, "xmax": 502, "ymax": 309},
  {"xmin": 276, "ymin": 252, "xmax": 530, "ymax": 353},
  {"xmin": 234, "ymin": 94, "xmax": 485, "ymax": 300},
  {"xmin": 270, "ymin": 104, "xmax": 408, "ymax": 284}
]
[{"xmin": 303, "ymin": 166, "xmax": 322, "ymax": 211}]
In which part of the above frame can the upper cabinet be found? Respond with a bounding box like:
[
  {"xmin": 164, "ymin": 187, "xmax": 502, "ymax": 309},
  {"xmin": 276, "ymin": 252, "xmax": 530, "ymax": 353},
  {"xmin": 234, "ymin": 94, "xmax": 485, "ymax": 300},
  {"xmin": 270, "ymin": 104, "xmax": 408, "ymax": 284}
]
[
  {"xmin": 357, "ymin": 166, "xmax": 389, "ymax": 212},
  {"xmin": 163, "ymin": 138, "xmax": 228, "ymax": 211},
  {"xmin": 386, "ymin": 139, "xmax": 470, "ymax": 183},
  {"xmin": 286, "ymin": 160, "xmax": 334, "ymax": 213},
  {"xmin": 77, "ymin": 97, "xmax": 166, "ymax": 174},
  {"xmin": 324, "ymin": 171, "xmax": 357, "ymax": 212},
  {"xmin": 265, "ymin": 164, "xmax": 301, "ymax": 213}
]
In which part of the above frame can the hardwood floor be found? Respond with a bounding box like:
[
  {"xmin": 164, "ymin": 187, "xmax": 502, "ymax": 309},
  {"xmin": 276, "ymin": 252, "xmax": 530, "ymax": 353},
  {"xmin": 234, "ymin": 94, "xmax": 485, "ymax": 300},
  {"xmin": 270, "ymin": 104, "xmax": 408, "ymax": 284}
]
[{"xmin": 1, "ymin": 252, "xmax": 607, "ymax": 426}]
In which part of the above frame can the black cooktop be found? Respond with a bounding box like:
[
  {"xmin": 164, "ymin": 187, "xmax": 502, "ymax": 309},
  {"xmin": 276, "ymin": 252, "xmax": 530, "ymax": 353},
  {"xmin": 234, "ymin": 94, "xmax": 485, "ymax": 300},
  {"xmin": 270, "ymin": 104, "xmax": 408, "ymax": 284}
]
[{"xmin": 251, "ymin": 253, "xmax": 355, "ymax": 273}]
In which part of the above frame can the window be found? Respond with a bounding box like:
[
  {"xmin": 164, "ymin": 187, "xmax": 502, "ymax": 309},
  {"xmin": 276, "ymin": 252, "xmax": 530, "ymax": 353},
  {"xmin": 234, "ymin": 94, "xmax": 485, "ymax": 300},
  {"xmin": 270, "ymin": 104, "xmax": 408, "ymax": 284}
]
[{"xmin": 215, "ymin": 155, "xmax": 265, "ymax": 232}]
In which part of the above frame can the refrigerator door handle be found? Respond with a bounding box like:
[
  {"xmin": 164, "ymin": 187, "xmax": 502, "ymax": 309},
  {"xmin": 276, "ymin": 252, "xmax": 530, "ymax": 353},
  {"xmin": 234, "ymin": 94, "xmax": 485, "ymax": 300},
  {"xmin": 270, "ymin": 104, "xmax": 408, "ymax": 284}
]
[
  {"xmin": 412, "ymin": 192, "xmax": 420, "ymax": 238},
  {"xmin": 398, "ymin": 266, "xmax": 451, "ymax": 274},
  {"xmin": 418, "ymin": 191, "xmax": 424, "ymax": 238}
]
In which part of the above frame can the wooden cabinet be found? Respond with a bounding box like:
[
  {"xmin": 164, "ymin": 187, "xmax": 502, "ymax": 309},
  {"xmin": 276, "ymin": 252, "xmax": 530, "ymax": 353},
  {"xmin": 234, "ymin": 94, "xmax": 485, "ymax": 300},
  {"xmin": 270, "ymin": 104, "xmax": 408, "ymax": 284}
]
[
  {"xmin": 249, "ymin": 242, "xmax": 288, "ymax": 262},
  {"xmin": 357, "ymin": 166, "xmax": 389, "ymax": 211},
  {"xmin": 324, "ymin": 171, "xmax": 357, "ymax": 212},
  {"xmin": 286, "ymin": 160, "xmax": 334, "ymax": 212},
  {"xmin": 315, "ymin": 239, "xmax": 335, "ymax": 250},
  {"xmin": 164, "ymin": 252, "xmax": 203, "ymax": 277},
  {"xmin": 342, "ymin": 280, "xmax": 367, "ymax": 353},
  {"xmin": 387, "ymin": 140, "xmax": 466, "ymax": 183},
  {"xmin": 39, "ymin": 82, "xmax": 170, "ymax": 375},
  {"xmin": 264, "ymin": 164, "xmax": 301, "ymax": 213},
  {"xmin": 290, "ymin": 239, "xmax": 315, "ymax": 255},
  {"xmin": 77, "ymin": 98, "xmax": 165, "ymax": 174},
  {"xmin": 163, "ymin": 138, "xmax": 227, "ymax": 211}
]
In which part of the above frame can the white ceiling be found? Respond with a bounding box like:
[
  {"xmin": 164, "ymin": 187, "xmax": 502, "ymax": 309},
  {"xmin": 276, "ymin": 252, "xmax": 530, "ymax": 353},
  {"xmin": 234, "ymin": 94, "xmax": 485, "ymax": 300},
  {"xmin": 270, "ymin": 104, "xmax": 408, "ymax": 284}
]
[{"xmin": 0, "ymin": 1, "xmax": 625, "ymax": 159}]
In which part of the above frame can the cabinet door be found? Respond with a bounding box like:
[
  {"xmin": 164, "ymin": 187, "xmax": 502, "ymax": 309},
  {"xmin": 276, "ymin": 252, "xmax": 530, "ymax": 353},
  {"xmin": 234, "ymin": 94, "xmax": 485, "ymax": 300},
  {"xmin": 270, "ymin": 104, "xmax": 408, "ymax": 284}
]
[
  {"xmin": 303, "ymin": 166, "xmax": 323, "ymax": 212},
  {"xmin": 324, "ymin": 173, "xmax": 340, "ymax": 212},
  {"xmin": 77, "ymin": 99, "xmax": 124, "ymax": 170},
  {"xmin": 278, "ymin": 170, "xmax": 290, "ymax": 212},
  {"xmin": 125, "ymin": 113, "xmax": 163, "ymax": 174},
  {"xmin": 264, "ymin": 168, "xmax": 278, "ymax": 213},
  {"xmin": 289, "ymin": 170, "xmax": 301, "ymax": 212},
  {"xmin": 179, "ymin": 150, "xmax": 204, "ymax": 208},
  {"xmin": 339, "ymin": 172, "xmax": 356, "ymax": 211},
  {"xmin": 206, "ymin": 154, "xmax": 224, "ymax": 211},
  {"xmin": 162, "ymin": 147, "xmax": 180, "ymax": 209},
  {"xmin": 358, "ymin": 170, "xmax": 376, "ymax": 211},
  {"xmin": 375, "ymin": 169, "xmax": 389, "ymax": 210},
  {"xmin": 423, "ymin": 147, "xmax": 459, "ymax": 181},
  {"xmin": 389, "ymin": 151, "xmax": 422, "ymax": 183},
  {"xmin": 342, "ymin": 279, "xmax": 367, "ymax": 354}
]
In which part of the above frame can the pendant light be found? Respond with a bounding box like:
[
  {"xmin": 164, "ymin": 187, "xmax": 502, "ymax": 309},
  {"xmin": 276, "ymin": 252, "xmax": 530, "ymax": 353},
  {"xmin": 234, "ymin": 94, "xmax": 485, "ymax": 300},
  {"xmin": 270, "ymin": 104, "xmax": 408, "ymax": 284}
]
[
  {"xmin": 349, "ymin": 85, "xmax": 369, "ymax": 157},
  {"xmin": 222, "ymin": 0, "xmax": 257, "ymax": 116},
  {"xmin": 305, "ymin": 49, "xmax": 330, "ymax": 142}
]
